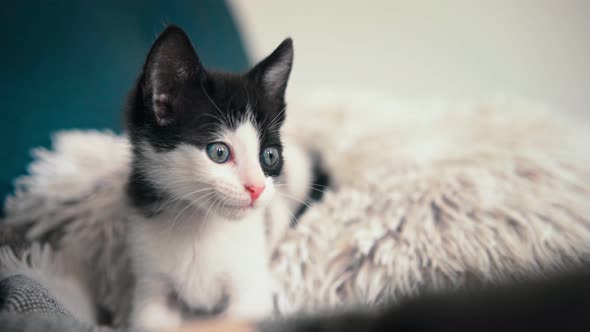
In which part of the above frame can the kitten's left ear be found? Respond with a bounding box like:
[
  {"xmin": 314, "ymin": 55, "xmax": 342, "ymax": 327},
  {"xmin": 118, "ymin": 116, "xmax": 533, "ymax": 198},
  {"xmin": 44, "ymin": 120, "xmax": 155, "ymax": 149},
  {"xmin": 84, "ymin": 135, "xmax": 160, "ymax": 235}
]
[
  {"xmin": 248, "ymin": 38, "xmax": 294, "ymax": 100},
  {"xmin": 142, "ymin": 25, "xmax": 203, "ymax": 126}
]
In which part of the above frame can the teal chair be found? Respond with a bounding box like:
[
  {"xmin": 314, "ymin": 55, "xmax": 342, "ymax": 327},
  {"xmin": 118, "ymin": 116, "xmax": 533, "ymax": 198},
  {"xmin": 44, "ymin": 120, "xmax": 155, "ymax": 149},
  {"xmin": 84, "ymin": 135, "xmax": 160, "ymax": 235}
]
[{"xmin": 0, "ymin": 1, "xmax": 249, "ymax": 215}]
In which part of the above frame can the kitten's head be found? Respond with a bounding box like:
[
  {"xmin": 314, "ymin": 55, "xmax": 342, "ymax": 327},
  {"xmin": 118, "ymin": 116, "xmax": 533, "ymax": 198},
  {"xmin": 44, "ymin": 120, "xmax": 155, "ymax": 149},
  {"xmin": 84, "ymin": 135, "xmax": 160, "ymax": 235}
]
[{"xmin": 126, "ymin": 26, "xmax": 293, "ymax": 220}]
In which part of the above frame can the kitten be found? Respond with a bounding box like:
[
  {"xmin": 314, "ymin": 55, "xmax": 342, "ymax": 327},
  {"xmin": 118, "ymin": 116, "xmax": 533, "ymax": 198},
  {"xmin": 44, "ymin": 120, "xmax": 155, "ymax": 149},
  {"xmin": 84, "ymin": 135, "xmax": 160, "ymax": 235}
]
[{"xmin": 125, "ymin": 25, "xmax": 295, "ymax": 330}]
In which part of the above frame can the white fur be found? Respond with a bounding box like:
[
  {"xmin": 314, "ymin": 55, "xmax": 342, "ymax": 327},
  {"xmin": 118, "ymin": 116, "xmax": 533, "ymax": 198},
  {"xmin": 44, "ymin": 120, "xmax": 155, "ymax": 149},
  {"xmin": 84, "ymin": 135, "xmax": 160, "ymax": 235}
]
[{"xmin": 129, "ymin": 119, "xmax": 279, "ymax": 330}]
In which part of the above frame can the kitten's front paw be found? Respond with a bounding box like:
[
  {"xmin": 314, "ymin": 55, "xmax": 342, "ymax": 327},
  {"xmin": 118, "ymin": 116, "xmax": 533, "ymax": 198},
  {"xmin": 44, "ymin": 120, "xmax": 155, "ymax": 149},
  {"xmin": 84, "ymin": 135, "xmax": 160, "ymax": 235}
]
[
  {"xmin": 132, "ymin": 300, "xmax": 183, "ymax": 331},
  {"xmin": 227, "ymin": 293, "xmax": 274, "ymax": 320}
]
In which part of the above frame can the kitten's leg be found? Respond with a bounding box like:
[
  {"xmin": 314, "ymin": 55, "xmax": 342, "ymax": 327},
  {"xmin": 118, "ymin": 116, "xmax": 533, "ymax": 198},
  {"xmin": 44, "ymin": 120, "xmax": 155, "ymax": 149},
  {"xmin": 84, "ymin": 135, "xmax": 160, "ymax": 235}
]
[
  {"xmin": 227, "ymin": 277, "xmax": 274, "ymax": 320},
  {"xmin": 226, "ymin": 239, "xmax": 274, "ymax": 320},
  {"xmin": 131, "ymin": 278, "xmax": 183, "ymax": 330},
  {"xmin": 266, "ymin": 196, "xmax": 293, "ymax": 252}
]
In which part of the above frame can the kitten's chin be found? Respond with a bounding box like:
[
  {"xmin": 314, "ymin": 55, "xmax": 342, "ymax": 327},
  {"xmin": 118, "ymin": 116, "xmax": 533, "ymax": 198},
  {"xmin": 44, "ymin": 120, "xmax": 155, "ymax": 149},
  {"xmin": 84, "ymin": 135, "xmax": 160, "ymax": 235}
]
[
  {"xmin": 217, "ymin": 204, "xmax": 254, "ymax": 220},
  {"xmin": 186, "ymin": 192, "xmax": 269, "ymax": 220},
  {"xmin": 215, "ymin": 202, "xmax": 267, "ymax": 221}
]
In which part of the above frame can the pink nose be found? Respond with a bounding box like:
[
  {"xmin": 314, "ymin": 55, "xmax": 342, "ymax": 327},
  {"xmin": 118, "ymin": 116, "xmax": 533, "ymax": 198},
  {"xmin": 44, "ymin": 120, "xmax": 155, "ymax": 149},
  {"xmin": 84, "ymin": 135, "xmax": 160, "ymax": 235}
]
[{"xmin": 245, "ymin": 184, "xmax": 265, "ymax": 202}]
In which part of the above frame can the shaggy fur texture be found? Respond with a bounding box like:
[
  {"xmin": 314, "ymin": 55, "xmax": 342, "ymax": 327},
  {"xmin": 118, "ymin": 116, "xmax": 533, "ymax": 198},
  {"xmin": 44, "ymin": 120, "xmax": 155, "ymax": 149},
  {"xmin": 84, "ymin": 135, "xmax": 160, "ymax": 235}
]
[
  {"xmin": 3, "ymin": 131, "xmax": 133, "ymax": 324},
  {"xmin": 3, "ymin": 96, "xmax": 590, "ymax": 325},
  {"xmin": 274, "ymin": 94, "xmax": 590, "ymax": 313}
]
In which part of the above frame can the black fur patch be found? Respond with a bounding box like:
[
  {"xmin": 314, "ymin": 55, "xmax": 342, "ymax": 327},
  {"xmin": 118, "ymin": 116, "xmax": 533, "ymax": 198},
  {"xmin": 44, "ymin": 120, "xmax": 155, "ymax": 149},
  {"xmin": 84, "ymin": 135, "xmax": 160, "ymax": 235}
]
[{"xmin": 293, "ymin": 153, "xmax": 331, "ymax": 223}]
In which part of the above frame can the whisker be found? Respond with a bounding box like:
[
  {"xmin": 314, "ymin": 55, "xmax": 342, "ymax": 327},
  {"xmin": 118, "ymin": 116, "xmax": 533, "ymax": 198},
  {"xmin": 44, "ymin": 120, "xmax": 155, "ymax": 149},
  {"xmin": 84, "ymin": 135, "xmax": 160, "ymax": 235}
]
[
  {"xmin": 278, "ymin": 192, "xmax": 313, "ymax": 209},
  {"xmin": 200, "ymin": 192, "xmax": 220, "ymax": 228},
  {"xmin": 165, "ymin": 191, "xmax": 216, "ymax": 237},
  {"xmin": 284, "ymin": 205, "xmax": 300, "ymax": 227},
  {"xmin": 175, "ymin": 187, "xmax": 216, "ymax": 201},
  {"xmin": 213, "ymin": 197, "xmax": 224, "ymax": 220},
  {"xmin": 165, "ymin": 200, "xmax": 196, "ymax": 235},
  {"xmin": 200, "ymin": 80, "xmax": 223, "ymax": 115},
  {"xmin": 267, "ymin": 105, "xmax": 287, "ymax": 130},
  {"xmin": 274, "ymin": 183, "xmax": 329, "ymax": 194},
  {"xmin": 155, "ymin": 187, "xmax": 215, "ymax": 214}
]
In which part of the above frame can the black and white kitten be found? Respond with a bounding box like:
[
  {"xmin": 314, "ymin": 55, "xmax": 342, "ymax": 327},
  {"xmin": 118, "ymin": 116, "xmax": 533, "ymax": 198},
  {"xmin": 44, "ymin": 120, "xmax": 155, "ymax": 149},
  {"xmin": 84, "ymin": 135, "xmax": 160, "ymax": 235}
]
[{"xmin": 125, "ymin": 26, "xmax": 297, "ymax": 330}]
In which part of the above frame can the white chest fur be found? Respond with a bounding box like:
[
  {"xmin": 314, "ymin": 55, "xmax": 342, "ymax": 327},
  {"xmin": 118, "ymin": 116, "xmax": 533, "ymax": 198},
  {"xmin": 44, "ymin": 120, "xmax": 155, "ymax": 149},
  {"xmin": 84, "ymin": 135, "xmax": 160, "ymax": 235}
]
[{"xmin": 129, "ymin": 207, "xmax": 273, "ymax": 329}]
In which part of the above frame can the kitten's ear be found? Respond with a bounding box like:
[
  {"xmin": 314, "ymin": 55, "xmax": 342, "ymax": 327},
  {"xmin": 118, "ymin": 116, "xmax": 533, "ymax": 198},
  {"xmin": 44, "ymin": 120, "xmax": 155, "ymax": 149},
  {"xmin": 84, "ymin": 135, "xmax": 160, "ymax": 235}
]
[
  {"xmin": 248, "ymin": 38, "xmax": 294, "ymax": 100},
  {"xmin": 142, "ymin": 25, "xmax": 203, "ymax": 126}
]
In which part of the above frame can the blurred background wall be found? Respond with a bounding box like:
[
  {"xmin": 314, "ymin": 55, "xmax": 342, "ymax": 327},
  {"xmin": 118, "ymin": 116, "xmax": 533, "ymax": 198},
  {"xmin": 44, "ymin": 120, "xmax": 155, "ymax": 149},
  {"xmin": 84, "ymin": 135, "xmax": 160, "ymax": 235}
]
[
  {"xmin": 0, "ymin": 0, "xmax": 249, "ymax": 209},
  {"xmin": 1, "ymin": 1, "xmax": 588, "ymax": 209},
  {"xmin": 229, "ymin": 0, "xmax": 590, "ymax": 120}
]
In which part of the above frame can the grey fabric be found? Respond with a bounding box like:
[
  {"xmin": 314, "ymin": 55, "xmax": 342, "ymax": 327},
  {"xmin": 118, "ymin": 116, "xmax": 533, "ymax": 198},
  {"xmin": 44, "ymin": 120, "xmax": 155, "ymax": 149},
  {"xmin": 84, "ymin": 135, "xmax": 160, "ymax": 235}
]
[
  {"xmin": 0, "ymin": 312, "xmax": 115, "ymax": 332},
  {"xmin": 0, "ymin": 275, "xmax": 124, "ymax": 332},
  {"xmin": 0, "ymin": 275, "xmax": 70, "ymax": 316}
]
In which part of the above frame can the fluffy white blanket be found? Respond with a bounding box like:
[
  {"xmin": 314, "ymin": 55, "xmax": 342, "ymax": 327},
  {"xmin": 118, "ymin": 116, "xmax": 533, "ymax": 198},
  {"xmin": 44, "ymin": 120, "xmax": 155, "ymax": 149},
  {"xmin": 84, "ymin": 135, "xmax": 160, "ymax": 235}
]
[{"xmin": 3, "ymin": 95, "xmax": 590, "ymax": 325}]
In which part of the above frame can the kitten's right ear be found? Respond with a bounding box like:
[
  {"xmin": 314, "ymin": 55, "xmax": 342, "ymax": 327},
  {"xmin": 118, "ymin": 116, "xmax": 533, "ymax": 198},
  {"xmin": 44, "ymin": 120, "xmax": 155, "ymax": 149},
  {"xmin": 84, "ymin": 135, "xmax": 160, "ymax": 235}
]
[
  {"xmin": 248, "ymin": 38, "xmax": 294, "ymax": 101},
  {"xmin": 142, "ymin": 25, "xmax": 203, "ymax": 126}
]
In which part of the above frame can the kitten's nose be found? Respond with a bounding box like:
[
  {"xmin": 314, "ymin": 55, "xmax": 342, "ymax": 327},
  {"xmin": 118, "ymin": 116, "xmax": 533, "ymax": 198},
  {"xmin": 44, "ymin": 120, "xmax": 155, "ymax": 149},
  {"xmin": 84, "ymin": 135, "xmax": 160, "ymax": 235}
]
[{"xmin": 245, "ymin": 184, "xmax": 265, "ymax": 202}]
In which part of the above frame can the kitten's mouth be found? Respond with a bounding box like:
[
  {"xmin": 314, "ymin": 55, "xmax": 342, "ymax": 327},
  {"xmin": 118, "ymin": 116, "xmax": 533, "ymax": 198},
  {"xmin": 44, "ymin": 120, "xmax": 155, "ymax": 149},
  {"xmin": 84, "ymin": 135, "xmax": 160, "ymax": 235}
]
[
  {"xmin": 221, "ymin": 202, "xmax": 252, "ymax": 211},
  {"xmin": 218, "ymin": 202, "xmax": 254, "ymax": 219}
]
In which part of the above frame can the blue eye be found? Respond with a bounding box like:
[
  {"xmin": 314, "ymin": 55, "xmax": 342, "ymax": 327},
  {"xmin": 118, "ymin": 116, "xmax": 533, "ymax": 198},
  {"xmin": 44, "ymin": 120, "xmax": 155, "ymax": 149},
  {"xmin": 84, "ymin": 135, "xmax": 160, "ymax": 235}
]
[
  {"xmin": 206, "ymin": 142, "xmax": 230, "ymax": 163},
  {"xmin": 261, "ymin": 146, "xmax": 280, "ymax": 168}
]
